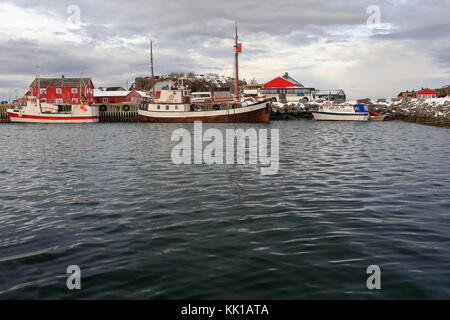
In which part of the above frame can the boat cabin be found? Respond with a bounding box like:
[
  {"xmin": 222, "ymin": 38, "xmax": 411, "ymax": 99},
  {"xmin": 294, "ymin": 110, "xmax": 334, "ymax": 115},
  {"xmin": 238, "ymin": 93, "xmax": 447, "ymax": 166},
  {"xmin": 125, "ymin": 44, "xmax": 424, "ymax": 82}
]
[
  {"xmin": 140, "ymin": 89, "xmax": 192, "ymax": 112},
  {"xmin": 191, "ymin": 92, "xmax": 212, "ymax": 103},
  {"xmin": 159, "ymin": 89, "xmax": 191, "ymax": 104},
  {"xmin": 353, "ymin": 104, "xmax": 368, "ymax": 113}
]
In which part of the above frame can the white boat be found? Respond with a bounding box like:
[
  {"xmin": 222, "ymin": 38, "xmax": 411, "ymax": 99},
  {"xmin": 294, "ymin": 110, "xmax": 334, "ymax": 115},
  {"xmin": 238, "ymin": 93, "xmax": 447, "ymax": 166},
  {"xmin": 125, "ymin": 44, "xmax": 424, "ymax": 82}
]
[
  {"xmin": 7, "ymin": 98, "xmax": 99, "ymax": 123},
  {"xmin": 138, "ymin": 24, "xmax": 272, "ymax": 123},
  {"xmin": 312, "ymin": 104, "xmax": 369, "ymax": 121},
  {"xmin": 139, "ymin": 90, "xmax": 271, "ymax": 123}
]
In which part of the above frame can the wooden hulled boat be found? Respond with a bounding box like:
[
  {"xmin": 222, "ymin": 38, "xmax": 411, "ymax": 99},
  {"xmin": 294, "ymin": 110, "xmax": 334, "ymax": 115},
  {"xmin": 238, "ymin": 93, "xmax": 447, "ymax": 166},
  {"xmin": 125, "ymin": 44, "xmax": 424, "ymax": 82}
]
[
  {"xmin": 139, "ymin": 91, "xmax": 271, "ymax": 123},
  {"xmin": 138, "ymin": 24, "xmax": 272, "ymax": 123}
]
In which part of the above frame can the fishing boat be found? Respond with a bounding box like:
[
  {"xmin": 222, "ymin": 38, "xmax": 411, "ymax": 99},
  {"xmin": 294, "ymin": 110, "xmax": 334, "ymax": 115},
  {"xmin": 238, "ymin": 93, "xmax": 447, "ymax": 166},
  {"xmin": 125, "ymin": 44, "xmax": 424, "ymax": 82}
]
[
  {"xmin": 138, "ymin": 25, "xmax": 272, "ymax": 123},
  {"xmin": 7, "ymin": 70, "xmax": 99, "ymax": 124},
  {"xmin": 312, "ymin": 103, "xmax": 370, "ymax": 121},
  {"xmin": 7, "ymin": 98, "xmax": 99, "ymax": 123}
]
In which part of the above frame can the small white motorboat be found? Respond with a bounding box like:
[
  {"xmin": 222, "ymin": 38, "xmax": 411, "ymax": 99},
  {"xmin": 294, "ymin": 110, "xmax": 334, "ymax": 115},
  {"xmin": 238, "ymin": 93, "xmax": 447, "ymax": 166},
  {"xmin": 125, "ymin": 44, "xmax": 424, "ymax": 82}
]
[{"xmin": 312, "ymin": 104, "xmax": 370, "ymax": 121}]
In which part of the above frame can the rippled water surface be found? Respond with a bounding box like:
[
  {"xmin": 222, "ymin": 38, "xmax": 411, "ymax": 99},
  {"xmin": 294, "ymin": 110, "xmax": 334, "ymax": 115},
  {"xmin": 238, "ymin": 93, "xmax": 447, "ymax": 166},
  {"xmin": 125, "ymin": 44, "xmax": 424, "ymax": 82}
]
[{"xmin": 0, "ymin": 120, "xmax": 449, "ymax": 299}]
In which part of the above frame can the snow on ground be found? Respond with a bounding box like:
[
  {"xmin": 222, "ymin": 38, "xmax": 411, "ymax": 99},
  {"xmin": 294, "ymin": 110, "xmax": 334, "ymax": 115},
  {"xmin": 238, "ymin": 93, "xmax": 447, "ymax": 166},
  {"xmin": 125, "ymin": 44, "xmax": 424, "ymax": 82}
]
[
  {"xmin": 371, "ymin": 96, "xmax": 450, "ymax": 117},
  {"xmin": 270, "ymin": 96, "xmax": 450, "ymax": 116}
]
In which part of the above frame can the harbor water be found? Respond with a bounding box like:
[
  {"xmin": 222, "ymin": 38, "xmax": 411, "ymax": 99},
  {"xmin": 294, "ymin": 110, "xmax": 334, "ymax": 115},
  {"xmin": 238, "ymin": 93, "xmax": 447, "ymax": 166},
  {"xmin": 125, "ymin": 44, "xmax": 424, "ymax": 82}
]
[{"xmin": 0, "ymin": 120, "xmax": 449, "ymax": 299}]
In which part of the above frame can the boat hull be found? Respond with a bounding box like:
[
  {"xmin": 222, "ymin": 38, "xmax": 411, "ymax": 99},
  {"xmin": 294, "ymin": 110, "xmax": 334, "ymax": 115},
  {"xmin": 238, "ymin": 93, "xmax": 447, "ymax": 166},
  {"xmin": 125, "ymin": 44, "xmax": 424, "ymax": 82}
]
[
  {"xmin": 369, "ymin": 115, "xmax": 390, "ymax": 121},
  {"xmin": 139, "ymin": 100, "xmax": 271, "ymax": 123},
  {"xmin": 8, "ymin": 112, "xmax": 99, "ymax": 123},
  {"xmin": 312, "ymin": 111, "xmax": 369, "ymax": 121}
]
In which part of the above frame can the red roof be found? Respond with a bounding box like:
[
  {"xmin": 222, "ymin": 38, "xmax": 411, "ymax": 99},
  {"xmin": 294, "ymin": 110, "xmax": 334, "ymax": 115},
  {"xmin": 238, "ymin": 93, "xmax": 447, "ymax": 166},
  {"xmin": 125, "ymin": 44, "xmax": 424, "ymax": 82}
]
[
  {"xmin": 417, "ymin": 88, "xmax": 437, "ymax": 95},
  {"xmin": 263, "ymin": 76, "xmax": 302, "ymax": 88}
]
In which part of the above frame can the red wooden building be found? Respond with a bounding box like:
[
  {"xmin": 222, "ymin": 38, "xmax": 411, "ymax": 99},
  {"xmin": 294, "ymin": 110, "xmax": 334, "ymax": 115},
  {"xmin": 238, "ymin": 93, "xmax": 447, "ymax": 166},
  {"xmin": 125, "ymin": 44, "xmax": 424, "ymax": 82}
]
[
  {"xmin": 26, "ymin": 76, "xmax": 95, "ymax": 104},
  {"xmin": 263, "ymin": 72, "xmax": 304, "ymax": 88},
  {"xmin": 416, "ymin": 88, "xmax": 438, "ymax": 99},
  {"xmin": 93, "ymin": 90, "xmax": 149, "ymax": 104},
  {"xmin": 259, "ymin": 72, "xmax": 316, "ymax": 102},
  {"xmin": 398, "ymin": 88, "xmax": 438, "ymax": 100}
]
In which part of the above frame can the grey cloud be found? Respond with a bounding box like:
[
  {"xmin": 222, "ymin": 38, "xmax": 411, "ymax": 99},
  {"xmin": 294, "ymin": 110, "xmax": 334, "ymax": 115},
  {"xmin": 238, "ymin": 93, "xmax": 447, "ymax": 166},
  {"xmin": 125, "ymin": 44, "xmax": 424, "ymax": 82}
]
[{"xmin": 1, "ymin": 0, "xmax": 450, "ymax": 100}]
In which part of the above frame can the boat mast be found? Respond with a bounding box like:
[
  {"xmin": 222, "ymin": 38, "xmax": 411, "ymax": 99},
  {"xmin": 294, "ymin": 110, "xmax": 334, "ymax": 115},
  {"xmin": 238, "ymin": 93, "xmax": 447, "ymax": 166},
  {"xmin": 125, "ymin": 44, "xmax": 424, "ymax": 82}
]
[
  {"xmin": 80, "ymin": 71, "xmax": 83, "ymax": 104},
  {"xmin": 150, "ymin": 39, "xmax": 156, "ymax": 100},
  {"xmin": 36, "ymin": 65, "xmax": 43, "ymax": 112},
  {"xmin": 37, "ymin": 66, "xmax": 41, "ymax": 101},
  {"xmin": 234, "ymin": 23, "xmax": 240, "ymax": 106}
]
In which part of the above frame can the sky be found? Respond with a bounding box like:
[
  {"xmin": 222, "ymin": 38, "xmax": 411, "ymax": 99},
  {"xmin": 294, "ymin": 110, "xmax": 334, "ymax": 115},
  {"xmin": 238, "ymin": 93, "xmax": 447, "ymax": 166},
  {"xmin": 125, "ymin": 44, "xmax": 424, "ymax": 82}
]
[{"xmin": 0, "ymin": 0, "xmax": 449, "ymax": 100}]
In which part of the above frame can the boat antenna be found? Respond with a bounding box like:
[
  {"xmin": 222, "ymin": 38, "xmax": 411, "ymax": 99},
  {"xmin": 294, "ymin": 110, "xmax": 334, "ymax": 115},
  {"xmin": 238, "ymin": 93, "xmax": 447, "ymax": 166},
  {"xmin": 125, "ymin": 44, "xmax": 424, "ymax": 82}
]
[
  {"xmin": 234, "ymin": 22, "xmax": 240, "ymax": 106},
  {"xmin": 150, "ymin": 39, "xmax": 156, "ymax": 100}
]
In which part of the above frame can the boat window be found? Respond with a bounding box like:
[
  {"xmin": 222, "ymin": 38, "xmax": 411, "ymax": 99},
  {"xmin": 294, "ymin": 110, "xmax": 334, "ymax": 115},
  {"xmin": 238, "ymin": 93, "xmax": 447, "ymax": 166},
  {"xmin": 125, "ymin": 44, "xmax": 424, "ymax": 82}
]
[
  {"xmin": 59, "ymin": 105, "xmax": 71, "ymax": 112},
  {"xmin": 175, "ymin": 105, "xmax": 178, "ymax": 110},
  {"xmin": 157, "ymin": 105, "xmax": 160, "ymax": 110},
  {"xmin": 139, "ymin": 101, "xmax": 148, "ymax": 110},
  {"xmin": 166, "ymin": 105, "xmax": 170, "ymax": 110}
]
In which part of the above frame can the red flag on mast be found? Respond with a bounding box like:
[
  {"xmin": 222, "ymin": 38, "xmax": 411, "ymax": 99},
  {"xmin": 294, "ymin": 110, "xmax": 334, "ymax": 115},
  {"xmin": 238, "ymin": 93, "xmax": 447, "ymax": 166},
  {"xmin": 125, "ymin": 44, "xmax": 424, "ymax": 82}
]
[{"xmin": 236, "ymin": 43, "xmax": 242, "ymax": 53}]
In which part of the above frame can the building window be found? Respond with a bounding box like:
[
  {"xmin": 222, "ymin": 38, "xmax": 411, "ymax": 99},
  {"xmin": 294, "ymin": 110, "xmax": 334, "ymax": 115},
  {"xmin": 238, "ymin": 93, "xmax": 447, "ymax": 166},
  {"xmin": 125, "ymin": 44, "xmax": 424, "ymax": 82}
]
[
  {"xmin": 40, "ymin": 88, "xmax": 46, "ymax": 94},
  {"xmin": 55, "ymin": 99, "xmax": 63, "ymax": 104},
  {"xmin": 71, "ymin": 88, "xmax": 78, "ymax": 94},
  {"xmin": 103, "ymin": 98, "xmax": 109, "ymax": 103},
  {"xmin": 56, "ymin": 88, "xmax": 62, "ymax": 94}
]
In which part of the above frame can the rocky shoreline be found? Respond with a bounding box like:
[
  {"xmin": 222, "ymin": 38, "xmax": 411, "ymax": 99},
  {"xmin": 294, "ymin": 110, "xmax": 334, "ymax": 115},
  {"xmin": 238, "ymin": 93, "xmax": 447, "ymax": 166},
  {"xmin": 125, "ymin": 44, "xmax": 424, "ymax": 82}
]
[
  {"xmin": 270, "ymin": 98, "xmax": 450, "ymax": 128},
  {"xmin": 270, "ymin": 102, "xmax": 315, "ymax": 120}
]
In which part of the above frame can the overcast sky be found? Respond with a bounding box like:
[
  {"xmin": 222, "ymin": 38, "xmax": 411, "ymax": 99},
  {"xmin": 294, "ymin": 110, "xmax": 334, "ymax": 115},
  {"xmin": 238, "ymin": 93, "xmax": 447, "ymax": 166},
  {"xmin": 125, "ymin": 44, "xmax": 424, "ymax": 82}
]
[{"xmin": 0, "ymin": 0, "xmax": 449, "ymax": 100}]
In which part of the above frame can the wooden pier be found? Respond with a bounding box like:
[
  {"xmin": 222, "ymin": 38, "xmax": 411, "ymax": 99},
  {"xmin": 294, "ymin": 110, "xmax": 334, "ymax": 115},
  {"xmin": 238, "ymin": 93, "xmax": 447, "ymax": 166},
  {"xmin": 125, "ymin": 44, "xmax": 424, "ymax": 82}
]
[
  {"xmin": 0, "ymin": 105, "xmax": 12, "ymax": 123},
  {"xmin": 97, "ymin": 103, "xmax": 139, "ymax": 122}
]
